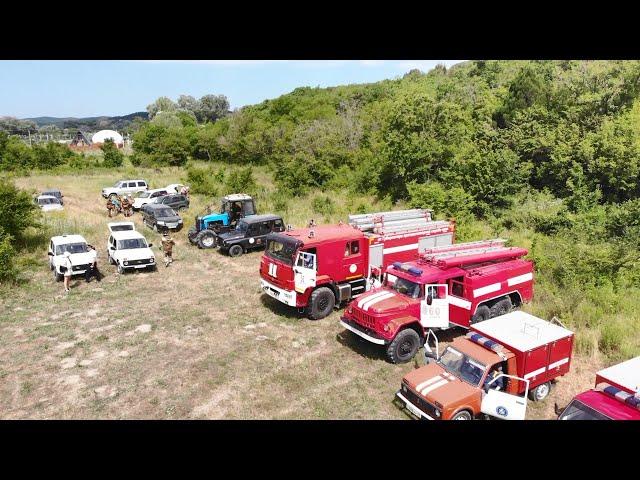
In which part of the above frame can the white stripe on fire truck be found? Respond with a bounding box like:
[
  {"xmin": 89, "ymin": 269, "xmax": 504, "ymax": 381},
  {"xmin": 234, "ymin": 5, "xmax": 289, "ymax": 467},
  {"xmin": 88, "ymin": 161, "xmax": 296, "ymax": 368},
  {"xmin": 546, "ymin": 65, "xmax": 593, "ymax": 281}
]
[
  {"xmin": 507, "ymin": 272, "xmax": 533, "ymax": 287},
  {"xmin": 383, "ymin": 243, "xmax": 419, "ymax": 254},
  {"xmin": 473, "ymin": 283, "xmax": 502, "ymax": 298},
  {"xmin": 363, "ymin": 292, "xmax": 396, "ymax": 311},
  {"xmin": 548, "ymin": 357, "xmax": 569, "ymax": 370},
  {"xmin": 415, "ymin": 375, "xmax": 446, "ymax": 392},
  {"xmin": 447, "ymin": 296, "xmax": 472, "ymax": 310},
  {"xmin": 420, "ymin": 378, "xmax": 450, "ymax": 395},
  {"xmin": 357, "ymin": 290, "xmax": 389, "ymax": 309},
  {"xmin": 524, "ymin": 366, "xmax": 547, "ymax": 379}
]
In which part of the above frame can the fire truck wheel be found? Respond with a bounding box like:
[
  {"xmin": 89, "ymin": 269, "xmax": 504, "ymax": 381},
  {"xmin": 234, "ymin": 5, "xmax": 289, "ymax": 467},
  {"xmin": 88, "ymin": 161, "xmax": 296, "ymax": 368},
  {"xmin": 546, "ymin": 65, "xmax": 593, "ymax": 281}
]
[
  {"xmin": 386, "ymin": 329, "xmax": 420, "ymax": 364},
  {"xmin": 197, "ymin": 231, "xmax": 217, "ymax": 249},
  {"xmin": 451, "ymin": 410, "xmax": 473, "ymax": 420},
  {"xmin": 229, "ymin": 245, "xmax": 243, "ymax": 257},
  {"xmin": 307, "ymin": 287, "xmax": 335, "ymax": 320},
  {"xmin": 529, "ymin": 382, "xmax": 551, "ymax": 402},
  {"xmin": 470, "ymin": 305, "xmax": 491, "ymax": 325},
  {"xmin": 490, "ymin": 297, "xmax": 512, "ymax": 318}
]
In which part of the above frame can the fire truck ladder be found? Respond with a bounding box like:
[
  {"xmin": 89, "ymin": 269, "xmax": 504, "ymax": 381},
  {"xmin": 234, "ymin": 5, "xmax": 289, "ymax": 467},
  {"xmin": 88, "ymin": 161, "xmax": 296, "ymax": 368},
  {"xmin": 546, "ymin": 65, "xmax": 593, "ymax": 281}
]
[
  {"xmin": 419, "ymin": 239, "xmax": 527, "ymax": 269},
  {"xmin": 348, "ymin": 209, "xmax": 434, "ymax": 232}
]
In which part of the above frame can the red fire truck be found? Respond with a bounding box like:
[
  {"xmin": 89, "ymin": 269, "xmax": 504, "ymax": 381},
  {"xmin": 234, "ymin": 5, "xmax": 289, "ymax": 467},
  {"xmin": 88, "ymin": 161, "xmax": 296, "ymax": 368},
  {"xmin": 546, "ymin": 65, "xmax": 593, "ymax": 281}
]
[
  {"xmin": 556, "ymin": 356, "xmax": 640, "ymax": 420},
  {"xmin": 259, "ymin": 209, "xmax": 456, "ymax": 319},
  {"xmin": 396, "ymin": 311, "xmax": 574, "ymax": 420},
  {"xmin": 340, "ymin": 239, "xmax": 534, "ymax": 362}
]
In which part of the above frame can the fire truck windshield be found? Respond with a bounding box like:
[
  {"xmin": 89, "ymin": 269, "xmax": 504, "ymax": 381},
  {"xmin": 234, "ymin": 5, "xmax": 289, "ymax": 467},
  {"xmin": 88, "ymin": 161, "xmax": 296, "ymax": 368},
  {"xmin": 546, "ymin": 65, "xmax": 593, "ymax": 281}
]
[
  {"xmin": 438, "ymin": 347, "xmax": 487, "ymax": 387},
  {"xmin": 391, "ymin": 277, "xmax": 421, "ymax": 299},
  {"xmin": 265, "ymin": 238, "xmax": 298, "ymax": 265},
  {"xmin": 558, "ymin": 400, "xmax": 612, "ymax": 420}
]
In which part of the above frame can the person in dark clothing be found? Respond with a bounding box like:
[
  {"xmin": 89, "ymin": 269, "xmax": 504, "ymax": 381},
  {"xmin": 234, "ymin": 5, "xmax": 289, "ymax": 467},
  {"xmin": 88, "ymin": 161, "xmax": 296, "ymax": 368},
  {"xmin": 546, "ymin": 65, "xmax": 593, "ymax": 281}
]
[{"xmin": 85, "ymin": 244, "xmax": 102, "ymax": 282}]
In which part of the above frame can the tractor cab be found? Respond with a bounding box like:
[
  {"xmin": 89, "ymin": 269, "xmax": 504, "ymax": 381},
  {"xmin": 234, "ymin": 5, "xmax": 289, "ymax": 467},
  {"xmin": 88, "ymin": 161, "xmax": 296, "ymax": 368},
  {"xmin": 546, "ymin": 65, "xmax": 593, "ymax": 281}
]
[{"xmin": 188, "ymin": 193, "xmax": 257, "ymax": 249}]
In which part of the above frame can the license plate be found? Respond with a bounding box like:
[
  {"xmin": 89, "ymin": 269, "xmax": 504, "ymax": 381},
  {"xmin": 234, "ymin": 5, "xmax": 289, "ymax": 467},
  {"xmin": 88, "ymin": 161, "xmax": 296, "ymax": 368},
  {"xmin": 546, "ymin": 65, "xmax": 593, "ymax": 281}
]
[
  {"xmin": 265, "ymin": 287, "xmax": 279, "ymax": 299},
  {"xmin": 405, "ymin": 400, "xmax": 423, "ymax": 418},
  {"xmin": 167, "ymin": 223, "xmax": 177, "ymax": 228}
]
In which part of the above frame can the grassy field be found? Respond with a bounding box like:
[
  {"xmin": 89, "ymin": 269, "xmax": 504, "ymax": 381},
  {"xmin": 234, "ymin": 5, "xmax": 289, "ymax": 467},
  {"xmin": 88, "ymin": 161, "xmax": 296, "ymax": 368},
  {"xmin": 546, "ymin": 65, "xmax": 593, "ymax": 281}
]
[{"xmin": 0, "ymin": 165, "xmax": 603, "ymax": 419}]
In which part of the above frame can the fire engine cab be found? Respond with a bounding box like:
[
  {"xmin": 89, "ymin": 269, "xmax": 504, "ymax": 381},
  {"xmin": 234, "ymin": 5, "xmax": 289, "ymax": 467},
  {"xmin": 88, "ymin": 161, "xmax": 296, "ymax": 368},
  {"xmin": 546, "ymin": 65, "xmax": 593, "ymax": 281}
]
[
  {"xmin": 259, "ymin": 209, "xmax": 456, "ymax": 320},
  {"xmin": 557, "ymin": 356, "xmax": 640, "ymax": 420},
  {"xmin": 396, "ymin": 312, "xmax": 574, "ymax": 420},
  {"xmin": 340, "ymin": 239, "xmax": 534, "ymax": 363}
]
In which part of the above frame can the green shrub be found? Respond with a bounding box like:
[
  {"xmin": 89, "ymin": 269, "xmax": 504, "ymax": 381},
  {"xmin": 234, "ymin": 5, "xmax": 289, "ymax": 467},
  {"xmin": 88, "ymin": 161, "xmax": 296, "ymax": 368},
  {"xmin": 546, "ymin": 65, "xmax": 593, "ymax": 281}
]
[
  {"xmin": 224, "ymin": 167, "xmax": 256, "ymax": 195},
  {"xmin": 0, "ymin": 181, "xmax": 39, "ymax": 240},
  {"xmin": 186, "ymin": 165, "xmax": 219, "ymax": 196},
  {"xmin": 312, "ymin": 195, "xmax": 335, "ymax": 216},
  {"xmin": 101, "ymin": 138, "xmax": 124, "ymax": 168},
  {"xmin": 407, "ymin": 181, "xmax": 475, "ymax": 221},
  {"xmin": 0, "ymin": 228, "xmax": 16, "ymax": 282}
]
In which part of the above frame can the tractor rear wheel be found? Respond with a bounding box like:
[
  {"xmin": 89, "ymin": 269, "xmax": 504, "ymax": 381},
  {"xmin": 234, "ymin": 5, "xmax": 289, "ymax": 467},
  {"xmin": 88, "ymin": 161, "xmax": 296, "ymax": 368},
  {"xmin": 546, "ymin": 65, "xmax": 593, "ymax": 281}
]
[
  {"xmin": 197, "ymin": 231, "xmax": 217, "ymax": 249},
  {"xmin": 306, "ymin": 287, "xmax": 335, "ymax": 320},
  {"xmin": 490, "ymin": 297, "xmax": 512, "ymax": 318},
  {"xmin": 228, "ymin": 245, "xmax": 243, "ymax": 257},
  {"xmin": 470, "ymin": 305, "xmax": 491, "ymax": 325},
  {"xmin": 386, "ymin": 328, "xmax": 421, "ymax": 364}
]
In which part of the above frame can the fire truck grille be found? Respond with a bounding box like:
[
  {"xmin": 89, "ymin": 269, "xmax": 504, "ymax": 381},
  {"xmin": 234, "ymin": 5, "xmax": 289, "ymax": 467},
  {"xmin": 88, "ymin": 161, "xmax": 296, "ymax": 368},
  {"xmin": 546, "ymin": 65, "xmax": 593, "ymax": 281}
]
[
  {"xmin": 352, "ymin": 308, "xmax": 376, "ymax": 329},
  {"xmin": 401, "ymin": 383, "xmax": 439, "ymax": 419}
]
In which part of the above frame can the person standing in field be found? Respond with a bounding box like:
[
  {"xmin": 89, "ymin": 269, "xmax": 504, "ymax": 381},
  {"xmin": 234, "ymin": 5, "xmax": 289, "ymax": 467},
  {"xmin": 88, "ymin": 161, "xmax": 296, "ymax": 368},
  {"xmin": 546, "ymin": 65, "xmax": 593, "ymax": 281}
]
[
  {"xmin": 85, "ymin": 244, "xmax": 102, "ymax": 283},
  {"xmin": 161, "ymin": 232, "xmax": 175, "ymax": 267},
  {"xmin": 62, "ymin": 251, "xmax": 73, "ymax": 293}
]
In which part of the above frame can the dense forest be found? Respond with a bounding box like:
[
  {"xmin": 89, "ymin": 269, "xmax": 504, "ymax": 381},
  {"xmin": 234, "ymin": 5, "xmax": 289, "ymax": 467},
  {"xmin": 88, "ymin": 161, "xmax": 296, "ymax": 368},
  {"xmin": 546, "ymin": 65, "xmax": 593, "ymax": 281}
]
[{"xmin": 2, "ymin": 60, "xmax": 640, "ymax": 359}]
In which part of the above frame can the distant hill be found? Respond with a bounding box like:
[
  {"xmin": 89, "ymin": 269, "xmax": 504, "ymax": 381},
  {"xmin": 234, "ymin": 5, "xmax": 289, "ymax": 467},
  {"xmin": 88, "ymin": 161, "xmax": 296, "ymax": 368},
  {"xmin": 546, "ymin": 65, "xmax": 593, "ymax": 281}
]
[{"xmin": 25, "ymin": 112, "xmax": 148, "ymax": 131}]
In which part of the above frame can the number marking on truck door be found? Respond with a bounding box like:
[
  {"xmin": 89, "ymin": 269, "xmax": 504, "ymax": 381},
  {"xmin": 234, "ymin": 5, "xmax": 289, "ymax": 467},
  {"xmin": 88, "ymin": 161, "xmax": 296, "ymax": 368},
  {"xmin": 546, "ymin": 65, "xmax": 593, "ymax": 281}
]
[{"xmin": 420, "ymin": 284, "xmax": 449, "ymax": 328}]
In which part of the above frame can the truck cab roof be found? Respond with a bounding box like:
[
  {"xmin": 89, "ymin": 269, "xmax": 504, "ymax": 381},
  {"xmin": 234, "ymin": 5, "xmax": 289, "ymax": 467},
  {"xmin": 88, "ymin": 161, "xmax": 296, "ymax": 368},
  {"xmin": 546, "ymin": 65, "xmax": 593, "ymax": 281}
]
[
  {"xmin": 110, "ymin": 230, "xmax": 147, "ymax": 241},
  {"xmin": 280, "ymin": 224, "xmax": 363, "ymax": 247},
  {"xmin": 223, "ymin": 193, "xmax": 253, "ymax": 202},
  {"xmin": 51, "ymin": 234, "xmax": 87, "ymax": 245}
]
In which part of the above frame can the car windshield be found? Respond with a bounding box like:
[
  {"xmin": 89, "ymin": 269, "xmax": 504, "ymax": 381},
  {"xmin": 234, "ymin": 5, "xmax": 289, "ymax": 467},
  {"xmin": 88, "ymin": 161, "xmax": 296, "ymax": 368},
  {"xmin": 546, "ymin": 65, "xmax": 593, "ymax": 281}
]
[
  {"xmin": 114, "ymin": 181, "xmax": 122, "ymax": 187},
  {"xmin": 39, "ymin": 197, "xmax": 59, "ymax": 205},
  {"xmin": 55, "ymin": 242, "xmax": 88, "ymax": 255},
  {"xmin": 265, "ymin": 238, "xmax": 298, "ymax": 265},
  {"xmin": 136, "ymin": 191, "xmax": 151, "ymax": 198},
  {"xmin": 157, "ymin": 208, "xmax": 175, "ymax": 217},
  {"xmin": 236, "ymin": 221, "xmax": 249, "ymax": 232},
  {"xmin": 438, "ymin": 347, "xmax": 487, "ymax": 387},
  {"xmin": 391, "ymin": 276, "xmax": 421, "ymax": 298},
  {"xmin": 117, "ymin": 238, "xmax": 148, "ymax": 249},
  {"xmin": 558, "ymin": 400, "xmax": 612, "ymax": 420}
]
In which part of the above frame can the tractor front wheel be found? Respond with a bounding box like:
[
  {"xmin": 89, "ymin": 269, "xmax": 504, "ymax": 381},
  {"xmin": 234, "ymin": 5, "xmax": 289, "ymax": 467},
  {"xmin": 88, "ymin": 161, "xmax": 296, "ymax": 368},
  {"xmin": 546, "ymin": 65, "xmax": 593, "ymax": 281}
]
[
  {"xmin": 197, "ymin": 231, "xmax": 217, "ymax": 249},
  {"xmin": 306, "ymin": 287, "xmax": 335, "ymax": 320}
]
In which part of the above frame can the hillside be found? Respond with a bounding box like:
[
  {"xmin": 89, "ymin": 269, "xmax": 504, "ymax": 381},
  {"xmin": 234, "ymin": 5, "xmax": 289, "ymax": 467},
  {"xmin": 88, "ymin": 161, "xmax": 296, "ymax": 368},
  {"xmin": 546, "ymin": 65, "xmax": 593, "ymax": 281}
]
[{"xmin": 25, "ymin": 111, "xmax": 148, "ymax": 131}]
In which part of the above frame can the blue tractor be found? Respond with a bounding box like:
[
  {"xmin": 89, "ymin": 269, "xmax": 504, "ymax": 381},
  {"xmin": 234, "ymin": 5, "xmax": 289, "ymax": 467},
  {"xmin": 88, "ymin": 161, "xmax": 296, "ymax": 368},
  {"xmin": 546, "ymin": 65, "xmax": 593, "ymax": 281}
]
[{"xmin": 188, "ymin": 194, "xmax": 257, "ymax": 249}]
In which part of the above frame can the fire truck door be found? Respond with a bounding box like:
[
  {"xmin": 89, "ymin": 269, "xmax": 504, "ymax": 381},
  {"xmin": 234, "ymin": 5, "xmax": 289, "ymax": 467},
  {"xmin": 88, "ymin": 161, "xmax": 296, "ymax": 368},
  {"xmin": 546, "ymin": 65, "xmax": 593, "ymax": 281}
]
[
  {"xmin": 294, "ymin": 251, "xmax": 317, "ymax": 293},
  {"xmin": 367, "ymin": 243, "xmax": 384, "ymax": 290},
  {"xmin": 420, "ymin": 284, "xmax": 449, "ymax": 328},
  {"xmin": 481, "ymin": 374, "xmax": 529, "ymax": 420}
]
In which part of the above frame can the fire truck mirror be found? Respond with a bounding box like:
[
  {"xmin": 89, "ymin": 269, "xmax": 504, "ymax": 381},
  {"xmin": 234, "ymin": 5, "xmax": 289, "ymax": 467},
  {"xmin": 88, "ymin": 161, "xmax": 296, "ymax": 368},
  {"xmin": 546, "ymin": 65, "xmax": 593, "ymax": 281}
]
[{"xmin": 426, "ymin": 294, "xmax": 433, "ymax": 306}]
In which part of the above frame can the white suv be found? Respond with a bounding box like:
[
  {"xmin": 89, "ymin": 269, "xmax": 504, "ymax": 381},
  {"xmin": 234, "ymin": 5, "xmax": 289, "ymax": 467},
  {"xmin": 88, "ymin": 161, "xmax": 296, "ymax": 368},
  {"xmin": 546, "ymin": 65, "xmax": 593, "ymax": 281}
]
[
  {"xmin": 48, "ymin": 235, "xmax": 94, "ymax": 281},
  {"xmin": 102, "ymin": 180, "xmax": 148, "ymax": 199},
  {"xmin": 132, "ymin": 188, "xmax": 169, "ymax": 211},
  {"xmin": 107, "ymin": 230, "xmax": 156, "ymax": 274}
]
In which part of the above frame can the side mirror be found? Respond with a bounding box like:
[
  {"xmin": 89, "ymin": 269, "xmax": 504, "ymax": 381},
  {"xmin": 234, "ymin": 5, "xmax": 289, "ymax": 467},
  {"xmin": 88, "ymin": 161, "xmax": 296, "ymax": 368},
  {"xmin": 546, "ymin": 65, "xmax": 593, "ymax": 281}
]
[
  {"xmin": 109, "ymin": 246, "xmax": 114, "ymax": 250},
  {"xmin": 426, "ymin": 295, "xmax": 433, "ymax": 306},
  {"xmin": 47, "ymin": 252, "xmax": 53, "ymax": 256},
  {"xmin": 148, "ymin": 243, "xmax": 153, "ymax": 248}
]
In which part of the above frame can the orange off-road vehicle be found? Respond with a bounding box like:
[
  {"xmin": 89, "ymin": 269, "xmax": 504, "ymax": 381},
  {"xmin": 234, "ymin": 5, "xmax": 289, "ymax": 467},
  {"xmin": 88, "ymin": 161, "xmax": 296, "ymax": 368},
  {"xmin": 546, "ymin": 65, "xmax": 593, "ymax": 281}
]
[{"xmin": 395, "ymin": 311, "xmax": 574, "ymax": 420}]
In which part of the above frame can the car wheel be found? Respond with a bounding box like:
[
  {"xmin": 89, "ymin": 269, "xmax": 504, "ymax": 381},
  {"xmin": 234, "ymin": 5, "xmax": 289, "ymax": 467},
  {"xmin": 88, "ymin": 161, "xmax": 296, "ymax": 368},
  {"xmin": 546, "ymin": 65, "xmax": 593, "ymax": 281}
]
[
  {"xmin": 53, "ymin": 268, "xmax": 63, "ymax": 282},
  {"xmin": 228, "ymin": 245, "xmax": 243, "ymax": 257},
  {"xmin": 49, "ymin": 259, "xmax": 54, "ymax": 271},
  {"xmin": 529, "ymin": 382, "xmax": 551, "ymax": 402},
  {"xmin": 154, "ymin": 223, "xmax": 159, "ymax": 233},
  {"xmin": 306, "ymin": 287, "xmax": 336, "ymax": 320},
  {"xmin": 451, "ymin": 410, "xmax": 473, "ymax": 420},
  {"xmin": 117, "ymin": 263, "xmax": 125, "ymax": 275},
  {"xmin": 197, "ymin": 231, "xmax": 217, "ymax": 249},
  {"xmin": 386, "ymin": 328, "xmax": 421, "ymax": 364},
  {"xmin": 108, "ymin": 252, "xmax": 115, "ymax": 265}
]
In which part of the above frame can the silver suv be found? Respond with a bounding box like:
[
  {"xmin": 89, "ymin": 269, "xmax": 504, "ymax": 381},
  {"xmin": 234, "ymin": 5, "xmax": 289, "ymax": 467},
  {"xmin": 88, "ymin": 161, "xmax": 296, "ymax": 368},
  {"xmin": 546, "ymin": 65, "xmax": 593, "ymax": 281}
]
[{"xmin": 102, "ymin": 180, "xmax": 148, "ymax": 199}]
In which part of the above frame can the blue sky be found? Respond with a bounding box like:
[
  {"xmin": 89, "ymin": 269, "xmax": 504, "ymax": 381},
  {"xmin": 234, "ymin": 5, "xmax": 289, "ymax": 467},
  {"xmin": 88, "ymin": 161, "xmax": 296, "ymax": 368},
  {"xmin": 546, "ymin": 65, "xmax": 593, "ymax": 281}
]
[{"xmin": 0, "ymin": 60, "xmax": 463, "ymax": 118}]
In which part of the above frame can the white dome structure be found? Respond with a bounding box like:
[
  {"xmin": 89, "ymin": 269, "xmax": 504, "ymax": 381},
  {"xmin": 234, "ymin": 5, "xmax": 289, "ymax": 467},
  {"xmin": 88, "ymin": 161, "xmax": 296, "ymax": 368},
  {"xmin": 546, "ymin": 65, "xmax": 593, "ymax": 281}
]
[{"xmin": 91, "ymin": 129, "xmax": 124, "ymax": 145}]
